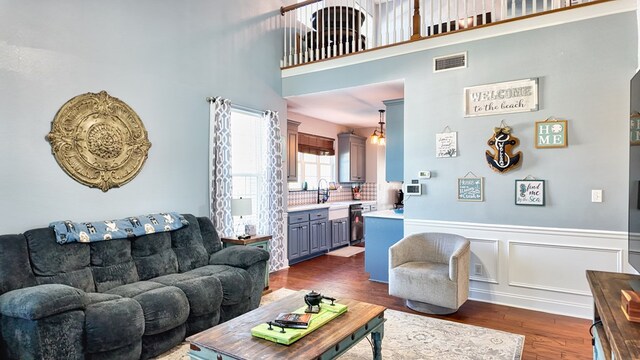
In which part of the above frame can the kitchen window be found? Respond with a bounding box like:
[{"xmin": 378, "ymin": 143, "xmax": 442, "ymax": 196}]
[
  {"xmin": 298, "ymin": 153, "xmax": 335, "ymax": 190},
  {"xmin": 230, "ymin": 108, "xmax": 264, "ymax": 227}
]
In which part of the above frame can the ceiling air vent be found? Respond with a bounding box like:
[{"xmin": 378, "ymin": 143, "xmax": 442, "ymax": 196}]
[{"xmin": 433, "ymin": 52, "xmax": 467, "ymax": 73}]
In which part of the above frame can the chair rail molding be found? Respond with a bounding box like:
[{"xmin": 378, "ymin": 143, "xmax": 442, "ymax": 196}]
[{"xmin": 404, "ymin": 218, "xmax": 627, "ymax": 319}]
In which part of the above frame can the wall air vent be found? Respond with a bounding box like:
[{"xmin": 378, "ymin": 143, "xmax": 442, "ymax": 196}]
[{"xmin": 433, "ymin": 52, "xmax": 467, "ymax": 73}]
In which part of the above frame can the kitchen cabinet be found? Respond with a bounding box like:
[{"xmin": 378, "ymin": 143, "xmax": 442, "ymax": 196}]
[
  {"xmin": 287, "ymin": 120, "xmax": 300, "ymax": 182},
  {"xmin": 330, "ymin": 217, "xmax": 349, "ymax": 249},
  {"xmin": 383, "ymin": 99, "xmax": 404, "ymax": 182},
  {"xmin": 338, "ymin": 133, "xmax": 366, "ymax": 183},
  {"xmin": 288, "ymin": 208, "xmax": 329, "ymax": 264}
]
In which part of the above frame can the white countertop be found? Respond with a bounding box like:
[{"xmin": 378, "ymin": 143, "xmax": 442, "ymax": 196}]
[
  {"xmin": 363, "ymin": 209, "xmax": 404, "ymax": 219},
  {"xmin": 287, "ymin": 200, "xmax": 376, "ymax": 212}
]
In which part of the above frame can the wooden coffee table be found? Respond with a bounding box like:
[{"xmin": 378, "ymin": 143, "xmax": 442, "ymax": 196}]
[{"xmin": 186, "ymin": 290, "xmax": 386, "ymax": 360}]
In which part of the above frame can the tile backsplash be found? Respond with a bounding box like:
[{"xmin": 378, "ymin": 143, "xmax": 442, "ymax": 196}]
[{"xmin": 287, "ymin": 183, "xmax": 376, "ymax": 207}]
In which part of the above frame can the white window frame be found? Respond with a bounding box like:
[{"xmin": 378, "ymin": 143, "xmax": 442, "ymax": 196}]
[
  {"xmin": 230, "ymin": 107, "xmax": 265, "ymax": 229},
  {"xmin": 296, "ymin": 152, "xmax": 335, "ymax": 190}
]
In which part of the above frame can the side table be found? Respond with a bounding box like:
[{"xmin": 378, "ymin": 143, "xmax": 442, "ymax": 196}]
[{"xmin": 221, "ymin": 234, "xmax": 271, "ymax": 290}]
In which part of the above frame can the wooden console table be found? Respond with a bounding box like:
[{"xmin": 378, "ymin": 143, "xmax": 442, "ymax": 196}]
[
  {"xmin": 586, "ymin": 270, "xmax": 640, "ymax": 359},
  {"xmin": 222, "ymin": 234, "xmax": 271, "ymax": 290}
]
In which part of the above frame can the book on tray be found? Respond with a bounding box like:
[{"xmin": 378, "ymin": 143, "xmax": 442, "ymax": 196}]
[{"xmin": 274, "ymin": 312, "xmax": 312, "ymax": 329}]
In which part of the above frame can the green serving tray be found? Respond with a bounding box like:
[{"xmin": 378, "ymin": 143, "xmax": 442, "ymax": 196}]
[{"xmin": 251, "ymin": 300, "xmax": 348, "ymax": 345}]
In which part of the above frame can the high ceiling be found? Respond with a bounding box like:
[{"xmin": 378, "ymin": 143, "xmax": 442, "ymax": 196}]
[{"xmin": 285, "ymin": 79, "xmax": 404, "ymax": 128}]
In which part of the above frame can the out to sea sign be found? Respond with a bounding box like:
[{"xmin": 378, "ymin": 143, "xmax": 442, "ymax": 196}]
[{"xmin": 464, "ymin": 78, "xmax": 539, "ymax": 117}]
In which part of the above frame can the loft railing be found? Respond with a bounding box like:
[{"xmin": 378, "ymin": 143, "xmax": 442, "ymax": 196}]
[{"xmin": 280, "ymin": 0, "xmax": 598, "ymax": 68}]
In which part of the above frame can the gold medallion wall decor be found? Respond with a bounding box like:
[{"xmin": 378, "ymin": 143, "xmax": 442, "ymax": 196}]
[{"xmin": 46, "ymin": 91, "xmax": 151, "ymax": 192}]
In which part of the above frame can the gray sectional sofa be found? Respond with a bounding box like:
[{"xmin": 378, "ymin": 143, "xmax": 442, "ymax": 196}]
[{"xmin": 0, "ymin": 214, "xmax": 270, "ymax": 359}]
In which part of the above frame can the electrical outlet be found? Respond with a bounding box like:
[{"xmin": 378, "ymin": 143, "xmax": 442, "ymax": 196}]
[
  {"xmin": 474, "ymin": 263, "xmax": 484, "ymax": 276},
  {"xmin": 592, "ymin": 189, "xmax": 603, "ymax": 203}
]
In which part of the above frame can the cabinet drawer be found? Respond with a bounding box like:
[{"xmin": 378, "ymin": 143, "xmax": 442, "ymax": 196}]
[
  {"xmin": 309, "ymin": 209, "xmax": 328, "ymax": 221},
  {"xmin": 288, "ymin": 212, "xmax": 310, "ymax": 224}
]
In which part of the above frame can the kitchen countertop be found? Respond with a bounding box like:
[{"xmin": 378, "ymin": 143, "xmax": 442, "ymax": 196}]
[
  {"xmin": 287, "ymin": 200, "xmax": 376, "ymax": 212},
  {"xmin": 363, "ymin": 209, "xmax": 404, "ymax": 219}
]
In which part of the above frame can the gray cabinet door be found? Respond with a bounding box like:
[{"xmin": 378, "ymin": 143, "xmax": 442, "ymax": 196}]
[
  {"xmin": 331, "ymin": 217, "xmax": 349, "ymax": 248},
  {"xmin": 287, "ymin": 120, "xmax": 300, "ymax": 182},
  {"xmin": 288, "ymin": 222, "xmax": 309, "ymax": 260},
  {"xmin": 384, "ymin": 99, "xmax": 404, "ymax": 182},
  {"xmin": 338, "ymin": 133, "xmax": 366, "ymax": 183},
  {"xmin": 310, "ymin": 219, "xmax": 329, "ymax": 252}
]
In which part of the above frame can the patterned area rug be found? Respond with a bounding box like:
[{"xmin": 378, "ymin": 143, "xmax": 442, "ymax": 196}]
[{"xmin": 155, "ymin": 288, "xmax": 524, "ymax": 360}]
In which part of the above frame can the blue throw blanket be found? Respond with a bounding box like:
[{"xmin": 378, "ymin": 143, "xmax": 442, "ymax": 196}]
[{"xmin": 50, "ymin": 212, "xmax": 189, "ymax": 244}]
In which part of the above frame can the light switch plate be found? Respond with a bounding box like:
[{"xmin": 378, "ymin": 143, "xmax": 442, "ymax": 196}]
[{"xmin": 419, "ymin": 171, "xmax": 431, "ymax": 179}]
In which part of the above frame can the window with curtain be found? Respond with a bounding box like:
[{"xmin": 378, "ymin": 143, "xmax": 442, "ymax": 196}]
[{"xmin": 231, "ymin": 109, "xmax": 265, "ymax": 229}]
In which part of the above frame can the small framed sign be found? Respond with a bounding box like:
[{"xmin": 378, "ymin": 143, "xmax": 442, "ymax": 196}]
[
  {"xmin": 436, "ymin": 130, "xmax": 458, "ymax": 158},
  {"xmin": 515, "ymin": 179, "xmax": 545, "ymax": 206},
  {"xmin": 457, "ymin": 176, "xmax": 484, "ymax": 202},
  {"xmin": 535, "ymin": 119, "xmax": 568, "ymax": 148}
]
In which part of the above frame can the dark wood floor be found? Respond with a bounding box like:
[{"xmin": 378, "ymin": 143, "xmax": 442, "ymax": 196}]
[{"xmin": 269, "ymin": 253, "xmax": 593, "ymax": 360}]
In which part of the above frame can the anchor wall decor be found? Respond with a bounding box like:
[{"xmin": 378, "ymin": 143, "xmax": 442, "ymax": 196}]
[{"xmin": 486, "ymin": 122, "xmax": 522, "ymax": 173}]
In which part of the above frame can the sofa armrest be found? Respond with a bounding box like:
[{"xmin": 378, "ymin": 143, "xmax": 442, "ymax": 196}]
[
  {"xmin": 209, "ymin": 246, "xmax": 270, "ymax": 269},
  {"xmin": 0, "ymin": 284, "xmax": 86, "ymax": 320}
]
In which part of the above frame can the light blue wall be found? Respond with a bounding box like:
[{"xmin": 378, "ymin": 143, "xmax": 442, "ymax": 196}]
[
  {"xmin": 283, "ymin": 12, "xmax": 637, "ymax": 231},
  {"xmin": 0, "ymin": 1, "xmax": 285, "ymax": 233}
]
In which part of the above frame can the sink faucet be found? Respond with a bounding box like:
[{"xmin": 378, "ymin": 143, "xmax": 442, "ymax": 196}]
[{"xmin": 317, "ymin": 178, "xmax": 329, "ymax": 204}]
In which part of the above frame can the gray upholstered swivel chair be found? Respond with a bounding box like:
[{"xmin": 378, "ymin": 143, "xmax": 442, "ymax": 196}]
[{"xmin": 389, "ymin": 232, "xmax": 470, "ymax": 314}]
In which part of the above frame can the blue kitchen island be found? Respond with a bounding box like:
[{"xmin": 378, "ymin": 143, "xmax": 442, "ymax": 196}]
[{"xmin": 363, "ymin": 209, "xmax": 404, "ymax": 283}]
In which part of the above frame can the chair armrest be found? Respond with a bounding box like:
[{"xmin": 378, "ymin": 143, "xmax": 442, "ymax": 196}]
[
  {"xmin": 0, "ymin": 284, "xmax": 86, "ymax": 320},
  {"xmin": 389, "ymin": 236, "xmax": 417, "ymax": 269},
  {"xmin": 449, "ymin": 241, "xmax": 470, "ymax": 281},
  {"xmin": 209, "ymin": 246, "xmax": 270, "ymax": 269}
]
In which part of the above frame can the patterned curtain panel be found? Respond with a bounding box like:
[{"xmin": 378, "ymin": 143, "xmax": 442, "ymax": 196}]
[
  {"xmin": 209, "ymin": 97, "xmax": 234, "ymax": 238},
  {"xmin": 259, "ymin": 110, "xmax": 286, "ymax": 272}
]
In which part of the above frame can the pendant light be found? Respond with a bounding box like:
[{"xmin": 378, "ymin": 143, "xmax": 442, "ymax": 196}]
[{"xmin": 370, "ymin": 109, "xmax": 386, "ymax": 146}]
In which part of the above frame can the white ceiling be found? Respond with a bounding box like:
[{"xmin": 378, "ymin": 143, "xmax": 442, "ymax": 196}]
[{"xmin": 285, "ymin": 79, "xmax": 405, "ymax": 129}]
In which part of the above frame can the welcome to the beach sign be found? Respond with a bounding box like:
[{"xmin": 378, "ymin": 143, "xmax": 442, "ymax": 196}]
[{"xmin": 464, "ymin": 78, "xmax": 539, "ymax": 117}]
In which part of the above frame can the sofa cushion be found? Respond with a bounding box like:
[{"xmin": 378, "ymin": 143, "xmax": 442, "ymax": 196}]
[
  {"xmin": 25, "ymin": 228, "xmax": 95, "ymax": 293},
  {"xmin": 90, "ymin": 240, "xmax": 139, "ymax": 292},
  {"xmin": 170, "ymin": 214, "xmax": 209, "ymax": 272},
  {"xmin": 131, "ymin": 232, "xmax": 178, "ymax": 280},
  {"xmin": 105, "ymin": 281, "xmax": 189, "ymax": 335},
  {"xmin": 0, "ymin": 234, "xmax": 36, "ymax": 296},
  {"xmin": 0, "ymin": 284, "xmax": 85, "ymax": 320},
  {"xmin": 85, "ymin": 297, "xmax": 145, "ymax": 353},
  {"xmin": 186, "ymin": 265, "xmax": 251, "ymax": 306},
  {"xmin": 84, "ymin": 292, "xmax": 122, "ymax": 305},
  {"xmin": 196, "ymin": 216, "xmax": 222, "ymax": 255},
  {"xmin": 150, "ymin": 273, "xmax": 223, "ymax": 317}
]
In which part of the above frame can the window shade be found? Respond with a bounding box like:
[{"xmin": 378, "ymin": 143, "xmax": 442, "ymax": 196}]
[{"xmin": 298, "ymin": 133, "xmax": 335, "ymax": 156}]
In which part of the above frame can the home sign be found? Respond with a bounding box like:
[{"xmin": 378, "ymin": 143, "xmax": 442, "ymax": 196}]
[{"xmin": 464, "ymin": 78, "xmax": 539, "ymax": 117}]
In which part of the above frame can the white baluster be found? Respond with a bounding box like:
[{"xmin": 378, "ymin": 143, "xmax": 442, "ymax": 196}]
[
  {"xmin": 352, "ymin": 0, "xmax": 356, "ymax": 53},
  {"xmin": 482, "ymin": 0, "xmax": 486, "ymax": 24},
  {"xmin": 331, "ymin": 5, "xmax": 338, "ymax": 56}
]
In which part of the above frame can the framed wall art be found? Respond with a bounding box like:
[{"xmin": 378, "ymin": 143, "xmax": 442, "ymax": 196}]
[
  {"xmin": 515, "ymin": 179, "xmax": 545, "ymax": 206},
  {"xmin": 535, "ymin": 119, "xmax": 567, "ymax": 148},
  {"xmin": 457, "ymin": 174, "xmax": 484, "ymax": 202},
  {"xmin": 464, "ymin": 78, "xmax": 538, "ymax": 117},
  {"xmin": 436, "ymin": 127, "xmax": 457, "ymax": 157}
]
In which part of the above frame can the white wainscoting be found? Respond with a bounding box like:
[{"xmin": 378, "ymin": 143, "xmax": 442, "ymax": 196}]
[{"xmin": 404, "ymin": 219, "xmax": 628, "ymax": 318}]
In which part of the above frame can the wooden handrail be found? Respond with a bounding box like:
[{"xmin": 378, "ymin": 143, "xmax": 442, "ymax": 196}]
[{"xmin": 281, "ymin": 0, "xmax": 323, "ymax": 15}]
